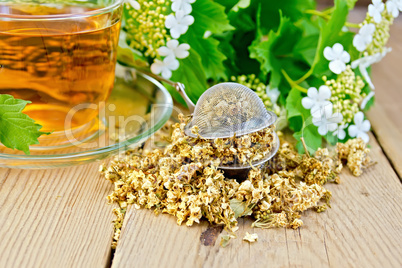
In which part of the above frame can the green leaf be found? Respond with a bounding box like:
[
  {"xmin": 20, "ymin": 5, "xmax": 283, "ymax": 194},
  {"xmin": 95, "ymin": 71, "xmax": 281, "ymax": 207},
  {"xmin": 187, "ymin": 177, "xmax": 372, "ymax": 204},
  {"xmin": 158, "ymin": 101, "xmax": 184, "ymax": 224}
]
[
  {"xmin": 249, "ymin": 14, "xmax": 303, "ymax": 87},
  {"xmin": 311, "ymin": 0, "xmax": 349, "ymax": 75},
  {"xmin": 285, "ymin": 89, "xmax": 322, "ymax": 154},
  {"xmin": 170, "ymin": 49, "xmax": 208, "ymax": 104},
  {"xmin": 293, "ymin": 34, "xmax": 319, "ymax": 67},
  {"xmin": 0, "ymin": 94, "xmax": 29, "ymax": 114},
  {"xmin": 294, "ymin": 124, "xmax": 322, "ymax": 154},
  {"xmin": 0, "ymin": 95, "xmax": 50, "ymax": 154},
  {"xmin": 229, "ymin": 198, "xmax": 252, "ymax": 218},
  {"xmin": 182, "ymin": 30, "xmax": 228, "ymax": 81},
  {"xmin": 257, "ymin": 0, "xmax": 316, "ymax": 34},
  {"xmin": 117, "ymin": 31, "xmax": 149, "ymax": 69},
  {"xmin": 178, "ymin": 0, "xmax": 232, "ymax": 82},
  {"xmin": 286, "ymin": 88, "xmax": 305, "ymax": 129},
  {"xmin": 217, "ymin": 31, "xmax": 239, "ymax": 75},
  {"xmin": 191, "ymin": 0, "xmax": 235, "ymax": 35},
  {"xmin": 347, "ymin": 0, "xmax": 358, "ymax": 10},
  {"xmin": 294, "ymin": 17, "xmax": 321, "ymax": 36},
  {"xmin": 214, "ymin": 0, "xmax": 240, "ymax": 12}
]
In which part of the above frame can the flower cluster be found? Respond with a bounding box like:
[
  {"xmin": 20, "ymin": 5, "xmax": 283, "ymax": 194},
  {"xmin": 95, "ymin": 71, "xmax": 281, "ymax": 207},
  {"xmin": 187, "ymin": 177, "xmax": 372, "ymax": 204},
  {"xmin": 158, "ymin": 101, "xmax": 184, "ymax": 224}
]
[
  {"xmin": 324, "ymin": 66, "xmax": 366, "ymax": 123},
  {"xmin": 352, "ymin": 0, "xmax": 399, "ymax": 88},
  {"xmin": 124, "ymin": 0, "xmax": 193, "ymax": 79},
  {"xmin": 124, "ymin": 0, "xmax": 171, "ymax": 58},
  {"xmin": 336, "ymin": 138, "xmax": 372, "ymax": 176},
  {"xmin": 301, "ymin": 85, "xmax": 343, "ymax": 137},
  {"xmin": 149, "ymin": 0, "xmax": 194, "ymax": 79}
]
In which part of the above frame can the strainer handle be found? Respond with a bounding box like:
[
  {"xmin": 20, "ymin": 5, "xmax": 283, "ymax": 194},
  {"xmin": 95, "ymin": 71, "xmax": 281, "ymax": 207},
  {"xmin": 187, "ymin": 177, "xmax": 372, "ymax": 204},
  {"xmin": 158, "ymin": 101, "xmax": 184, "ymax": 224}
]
[
  {"xmin": 173, "ymin": 83, "xmax": 196, "ymax": 113},
  {"xmin": 131, "ymin": 68, "xmax": 196, "ymax": 112}
]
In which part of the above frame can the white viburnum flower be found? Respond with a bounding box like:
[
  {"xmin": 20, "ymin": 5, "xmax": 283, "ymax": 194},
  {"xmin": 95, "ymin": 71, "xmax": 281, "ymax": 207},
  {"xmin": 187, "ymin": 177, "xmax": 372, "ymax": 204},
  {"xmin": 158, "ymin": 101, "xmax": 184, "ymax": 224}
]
[
  {"xmin": 360, "ymin": 91, "xmax": 375, "ymax": 109},
  {"xmin": 312, "ymin": 104, "xmax": 343, "ymax": 136},
  {"xmin": 165, "ymin": 10, "xmax": 194, "ymax": 39},
  {"xmin": 323, "ymin": 43, "xmax": 350, "ymax": 74},
  {"xmin": 386, "ymin": 0, "xmax": 400, "ymax": 17},
  {"xmin": 353, "ymin": 24, "xmax": 376, "ymax": 52},
  {"xmin": 396, "ymin": 0, "xmax": 402, "ymax": 10},
  {"xmin": 203, "ymin": 30, "xmax": 212, "ymax": 38},
  {"xmin": 266, "ymin": 86, "xmax": 280, "ymax": 104},
  {"xmin": 302, "ymin": 85, "xmax": 332, "ymax": 116},
  {"xmin": 351, "ymin": 48, "xmax": 391, "ymax": 89},
  {"xmin": 150, "ymin": 57, "xmax": 179, "ymax": 79},
  {"xmin": 158, "ymin": 39, "xmax": 190, "ymax": 60},
  {"xmin": 368, "ymin": 0, "xmax": 385, "ymax": 23},
  {"xmin": 171, "ymin": 0, "xmax": 196, "ymax": 14},
  {"xmin": 348, "ymin": 112, "xmax": 371, "ymax": 143},
  {"xmin": 333, "ymin": 124, "xmax": 349, "ymax": 140},
  {"xmin": 126, "ymin": 0, "xmax": 140, "ymax": 10}
]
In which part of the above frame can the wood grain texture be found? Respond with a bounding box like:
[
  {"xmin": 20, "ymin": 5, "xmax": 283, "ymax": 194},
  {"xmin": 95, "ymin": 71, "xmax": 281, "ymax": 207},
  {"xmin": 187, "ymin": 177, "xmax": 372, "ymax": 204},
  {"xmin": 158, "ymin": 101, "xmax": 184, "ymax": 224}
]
[
  {"xmin": 0, "ymin": 163, "xmax": 115, "ymax": 268},
  {"xmin": 369, "ymin": 15, "xmax": 402, "ymax": 178},
  {"xmin": 112, "ymin": 133, "xmax": 402, "ymax": 268}
]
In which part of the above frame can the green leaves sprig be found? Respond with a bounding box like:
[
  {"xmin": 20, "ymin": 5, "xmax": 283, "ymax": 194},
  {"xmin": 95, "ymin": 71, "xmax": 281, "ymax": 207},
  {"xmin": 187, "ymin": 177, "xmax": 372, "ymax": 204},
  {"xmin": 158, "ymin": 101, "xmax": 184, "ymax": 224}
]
[
  {"xmin": 121, "ymin": 0, "xmax": 383, "ymax": 153},
  {"xmin": 0, "ymin": 95, "xmax": 49, "ymax": 154}
]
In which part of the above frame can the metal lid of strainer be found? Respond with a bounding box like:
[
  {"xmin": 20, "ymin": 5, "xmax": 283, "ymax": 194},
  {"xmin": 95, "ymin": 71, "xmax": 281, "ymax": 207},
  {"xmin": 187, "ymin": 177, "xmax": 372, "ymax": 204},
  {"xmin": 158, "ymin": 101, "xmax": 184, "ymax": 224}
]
[{"xmin": 184, "ymin": 82, "xmax": 277, "ymax": 139}]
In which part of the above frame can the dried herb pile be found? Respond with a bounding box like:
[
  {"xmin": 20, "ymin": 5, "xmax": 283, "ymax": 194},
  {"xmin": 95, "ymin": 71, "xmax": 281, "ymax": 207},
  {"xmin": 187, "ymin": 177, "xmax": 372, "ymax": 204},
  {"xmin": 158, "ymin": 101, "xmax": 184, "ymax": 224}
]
[{"xmin": 101, "ymin": 116, "xmax": 372, "ymax": 248}]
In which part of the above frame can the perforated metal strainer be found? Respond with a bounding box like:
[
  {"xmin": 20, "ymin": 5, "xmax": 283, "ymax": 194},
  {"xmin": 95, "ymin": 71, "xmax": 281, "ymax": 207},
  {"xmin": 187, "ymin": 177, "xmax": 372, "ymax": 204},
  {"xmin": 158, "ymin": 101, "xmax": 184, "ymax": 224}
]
[
  {"xmin": 184, "ymin": 83, "xmax": 277, "ymax": 139},
  {"xmin": 132, "ymin": 71, "xmax": 280, "ymax": 180}
]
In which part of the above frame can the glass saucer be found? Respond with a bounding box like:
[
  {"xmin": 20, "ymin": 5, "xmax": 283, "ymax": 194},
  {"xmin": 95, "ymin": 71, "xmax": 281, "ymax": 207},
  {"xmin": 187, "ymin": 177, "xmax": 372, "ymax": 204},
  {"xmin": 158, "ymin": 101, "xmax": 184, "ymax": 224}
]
[{"xmin": 0, "ymin": 64, "xmax": 173, "ymax": 169}]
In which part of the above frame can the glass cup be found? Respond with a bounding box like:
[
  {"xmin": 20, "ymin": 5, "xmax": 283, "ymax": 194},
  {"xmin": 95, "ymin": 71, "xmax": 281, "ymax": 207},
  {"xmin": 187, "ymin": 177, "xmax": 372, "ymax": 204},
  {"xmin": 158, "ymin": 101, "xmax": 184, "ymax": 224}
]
[{"xmin": 0, "ymin": 0, "xmax": 123, "ymax": 149}]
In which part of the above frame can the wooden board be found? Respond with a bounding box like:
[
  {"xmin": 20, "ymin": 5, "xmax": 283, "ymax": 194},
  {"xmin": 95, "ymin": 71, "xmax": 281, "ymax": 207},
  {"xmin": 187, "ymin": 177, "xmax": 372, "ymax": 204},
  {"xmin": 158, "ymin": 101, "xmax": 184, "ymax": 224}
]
[
  {"xmin": 369, "ymin": 16, "xmax": 402, "ymax": 178},
  {"xmin": 112, "ymin": 133, "xmax": 402, "ymax": 268},
  {"xmin": 0, "ymin": 163, "xmax": 115, "ymax": 268}
]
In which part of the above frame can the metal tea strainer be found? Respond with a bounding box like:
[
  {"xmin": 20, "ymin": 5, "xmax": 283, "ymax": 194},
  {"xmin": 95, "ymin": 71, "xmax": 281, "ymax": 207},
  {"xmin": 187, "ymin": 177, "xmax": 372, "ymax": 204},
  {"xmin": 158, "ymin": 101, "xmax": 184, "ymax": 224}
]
[
  {"xmin": 133, "ymin": 70, "xmax": 280, "ymax": 179},
  {"xmin": 182, "ymin": 82, "xmax": 279, "ymax": 179},
  {"xmin": 183, "ymin": 83, "xmax": 277, "ymax": 139}
]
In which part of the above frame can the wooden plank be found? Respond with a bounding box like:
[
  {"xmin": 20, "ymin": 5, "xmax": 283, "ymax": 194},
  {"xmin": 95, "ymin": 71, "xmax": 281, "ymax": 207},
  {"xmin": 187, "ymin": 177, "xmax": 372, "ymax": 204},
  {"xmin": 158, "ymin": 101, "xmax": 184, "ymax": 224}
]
[
  {"xmin": 369, "ymin": 16, "xmax": 402, "ymax": 178},
  {"xmin": 0, "ymin": 163, "xmax": 115, "ymax": 268},
  {"xmin": 112, "ymin": 133, "xmax": 402, "ymax": 268},
  {"xmin": 368, "ymin": 103, "xmax": 402, "ymax": 178}
]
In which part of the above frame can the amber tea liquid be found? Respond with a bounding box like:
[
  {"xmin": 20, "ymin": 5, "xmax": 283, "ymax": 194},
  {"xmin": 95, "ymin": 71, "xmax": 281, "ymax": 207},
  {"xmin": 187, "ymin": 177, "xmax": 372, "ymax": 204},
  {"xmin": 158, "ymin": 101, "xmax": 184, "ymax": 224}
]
[{"xmin": 0, "ymin": 4, "xmax": 121, "ymax": 132}]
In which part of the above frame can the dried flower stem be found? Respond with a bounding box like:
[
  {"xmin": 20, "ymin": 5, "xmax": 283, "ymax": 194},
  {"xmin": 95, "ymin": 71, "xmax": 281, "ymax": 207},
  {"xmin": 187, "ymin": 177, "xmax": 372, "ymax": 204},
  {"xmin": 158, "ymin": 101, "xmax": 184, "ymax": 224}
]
[{"xmin": 300, "ymin": 137, "xmax": 310, "ymax": 158}]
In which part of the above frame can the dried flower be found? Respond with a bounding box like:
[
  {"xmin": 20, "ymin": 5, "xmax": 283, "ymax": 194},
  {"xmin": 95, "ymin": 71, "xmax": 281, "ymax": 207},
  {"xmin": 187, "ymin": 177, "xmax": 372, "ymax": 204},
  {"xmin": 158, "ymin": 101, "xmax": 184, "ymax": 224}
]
[
  {"xmin": 102, "ymin": 116, "xmax": 372, "ymax": 248},
  {"xmin": 337, "ymin": 138, "xmax": 372, "ymax": 176},
  {"xmin": 243, "ymin": 232, "xmax": 258, "ymax": 243}
]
